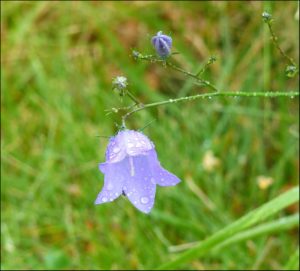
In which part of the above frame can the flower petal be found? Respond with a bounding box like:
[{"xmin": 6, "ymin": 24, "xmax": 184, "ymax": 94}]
[
  {"xmin": 105, "ymin": 130, "xmax": 154, "ymax": 163},
  {"xmin": 160, "ymin": 34, "xmax": 172, "ymax": 47},
  {"xmin": 95, "ymin": 161, "xmax": 126, "ymax": 205},
  {"xmin": 148, "ymin": 150, "xmax": 181, "ymax": 187},
  {"xmin": 152, "ymin": 166, "xmax": 181, "ymax": 187},
  {"xmin": 152, "ymin": 31, "xmax": 172, "ymax": 58},
  {"xmin": 123, "ymin": 156, "xmax": 156, "ymax": 214}
]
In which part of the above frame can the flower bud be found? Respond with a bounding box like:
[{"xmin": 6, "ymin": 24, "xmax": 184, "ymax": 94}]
[
  {"xmin": 112, "ymin": 76, "xmax": 128, "ymax": 90},
  {"xmin": 262, "ymin": 11, "xmax": 272, "ymax": 23},
  {"xmin": 151, "ymin": 31, "xmax": 172, "ymax": 58},
  {"xmin": 285, "ymin": 65, "xmax": 297, "ymax": 78}
]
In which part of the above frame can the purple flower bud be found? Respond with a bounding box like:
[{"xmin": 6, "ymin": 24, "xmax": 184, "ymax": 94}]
[
  {"xmin": 151, "ymin": 31, "xmax": 172, "ymax": 58},
  {"xmin": 95, "ymin": 130, "xmax": 181, "ymax": 214}
]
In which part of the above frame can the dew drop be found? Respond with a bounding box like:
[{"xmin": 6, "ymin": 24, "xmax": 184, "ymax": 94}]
[
  {"xmin": 107, "ymin": 183, "xmax": 114, "ymax": 190},
  {"xmin": 113, "ymin": 147, "xmax": 120, "ymax": 153},
  {"xmin": 102, "ymin": 197, "xmax": 108, "ymax": 202},
  {"xmin": 141, "ymin": 197, "xmax": 149, "ymax": 204},
  {"xmin": 150, "ymin": 177, "xmax": 156, "ymax": 184},
  {"xmin": 115, "ymin": 192, "xmax": 119, "ymax": 196}
]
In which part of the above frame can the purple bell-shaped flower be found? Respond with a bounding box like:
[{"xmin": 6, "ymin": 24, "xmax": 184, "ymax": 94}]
[{"xmin": 95, "ymin": 130, "xmax": 180, "ymax": 214}]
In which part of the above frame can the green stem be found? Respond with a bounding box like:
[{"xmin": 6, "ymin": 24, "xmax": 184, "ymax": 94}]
[
  {"xmin": 266, "ymin": 20, "xmax": 297, "ymax": 68},
  {"xmin": 195, "ymin": 56, "xmax": 217, "ymax": 77},
  {"xmin": 136, "ymin": 53, "xmax": 219, "ymax": 92},
  {"xmin": 127, "ymin": 90, "xmax": 142, "ymax": 105},
  {"xmin": 165, "ymin": 61, "xmax": 219, "ymax": 92},
  {"xmin": 122, "ymin": 91, "xmax": 299, "ymax": 124}
]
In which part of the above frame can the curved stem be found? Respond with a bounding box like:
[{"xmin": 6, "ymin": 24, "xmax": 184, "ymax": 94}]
[
  {"xmin": 266, "ymin": 20, "xmax": 297, "ymax": 67},
  {"xmin": 136, "ymin": 53, "xmax": 219, "ymax": 92},
  {"xmin": 122, "ymin": 91, "xmax": 299, "ymax": 124},
  {"xmin": 126, "ymin": 90, "xmax": 141, "ymax": 105},
  {"xmin": 165, "ymin": 61, "xmax": 219, "ymax": 92}
]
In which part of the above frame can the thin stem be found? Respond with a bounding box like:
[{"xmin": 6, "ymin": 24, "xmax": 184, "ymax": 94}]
[
  {"xmin": 165, "ymin": 61, "xmax": 219, "ymax": 92},
  {"xmin": 195, "ymin": 56, "xmax": 217, "ymax": 77},
  {"xmin": 121, "ymin": 91, "xmax": 299, "ymax": 124},
  {"xmin": 266, "ymin": 20, "xmax": 297, "ymax": 67},
  {"xmin": 127, "ymin": 90, "xmax": 142, "ymax": 105},
  {"xmin": 104, "ymin": 103, "xmax": 138, "ymax": 116},
  {"xmin": 136, "ymin": 52, "xmax": 219, "ymax": 92}
]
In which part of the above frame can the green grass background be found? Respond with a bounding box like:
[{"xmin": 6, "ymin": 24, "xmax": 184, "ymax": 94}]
[{"xmin": 1, "ymin": 1, "xmax": 299, "ymax": 270}]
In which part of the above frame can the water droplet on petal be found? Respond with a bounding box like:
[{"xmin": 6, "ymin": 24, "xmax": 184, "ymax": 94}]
[
  {"xmin": 141, "ymin": 197, "xmax": 149, "ymax": 204},
  {"xmin": 150, "ymin": 178, "xmax": 156, "ymax": 184},
  {"xmin": 102, "ymin": 197, "xmax": 108, "ymax": 202},
  {"xmin": 115, "ymin": 192, "xmax": 119, "ymax": 196},
  {"xmin": 113, "ymin": 147, "xmax": 120, "ymax": 153},
  {"xmin": 107, "ymin": 183, "xmax": 114, "ymax": 190}
]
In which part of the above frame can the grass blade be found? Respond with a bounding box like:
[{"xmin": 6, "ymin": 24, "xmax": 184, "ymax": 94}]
[
  {"xmin": 169, "ymin": 213, "xmax": 299, "ymax": 254},
  {"xmin": 157, "ymin": 186, "xmax": 299, "ymax": 269},
  {"xmin": 284, "ymin": 247, "xmax": 299, "ymax": 270},
  {"xmin": 213, "ymin": 213, "xmax": 299, "ymax": 252}
]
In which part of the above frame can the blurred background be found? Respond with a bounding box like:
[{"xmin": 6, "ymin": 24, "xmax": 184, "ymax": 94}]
[{"xmin": 1, "ymin": 1, "xmax": 299, "ymax": 270}]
